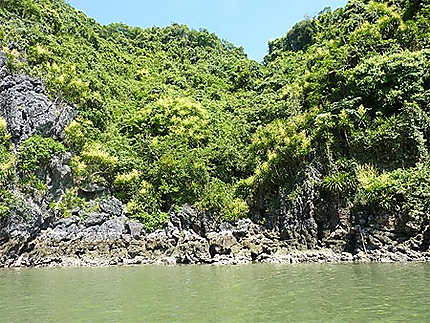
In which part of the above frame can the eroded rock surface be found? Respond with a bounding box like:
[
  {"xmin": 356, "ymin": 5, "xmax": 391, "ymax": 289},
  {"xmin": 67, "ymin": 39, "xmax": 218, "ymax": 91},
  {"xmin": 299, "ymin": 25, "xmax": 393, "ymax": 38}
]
[
  {"xmin": 1, "ymin": 202, "xmax": 430, "ymax": 268},
  {"xmin": 1, "ymin": 51, "xmax": 430, "ymax": 268},
  {"xmin": 0, "ymin": 51, "xmax": 76, "ymax": 146}
]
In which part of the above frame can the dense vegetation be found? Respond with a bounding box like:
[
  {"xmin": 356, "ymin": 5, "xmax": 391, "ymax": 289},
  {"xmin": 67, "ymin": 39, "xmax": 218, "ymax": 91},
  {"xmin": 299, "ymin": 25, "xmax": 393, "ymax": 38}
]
[{"xmin": 0, "ymin": 0, "xmax": 429, "ymax": 232}]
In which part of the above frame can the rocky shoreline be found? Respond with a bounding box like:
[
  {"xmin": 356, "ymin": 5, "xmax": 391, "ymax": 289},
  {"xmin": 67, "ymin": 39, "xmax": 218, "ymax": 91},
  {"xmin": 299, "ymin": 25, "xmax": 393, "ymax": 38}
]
[
  {"xmin": 1, "ymin": 200, "xmax": 430, "ymax": 268},
  {"xmin": 1, "ymin": 50, "xmax": 430, "ymax": 268}
]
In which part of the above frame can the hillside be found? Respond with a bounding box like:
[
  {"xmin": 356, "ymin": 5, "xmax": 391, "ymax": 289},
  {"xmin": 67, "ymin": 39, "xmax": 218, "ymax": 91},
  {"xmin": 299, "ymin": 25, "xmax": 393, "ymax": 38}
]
[{"xmin": 1, "ymin": 0, "xmax": 430, "ymax": 265}]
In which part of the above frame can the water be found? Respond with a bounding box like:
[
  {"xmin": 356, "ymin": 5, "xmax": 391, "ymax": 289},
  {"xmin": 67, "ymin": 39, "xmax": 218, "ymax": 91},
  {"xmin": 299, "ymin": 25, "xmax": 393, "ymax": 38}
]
[{"xmin": 0, "ymin": 264, "xmax": 429, "ymax": 322}]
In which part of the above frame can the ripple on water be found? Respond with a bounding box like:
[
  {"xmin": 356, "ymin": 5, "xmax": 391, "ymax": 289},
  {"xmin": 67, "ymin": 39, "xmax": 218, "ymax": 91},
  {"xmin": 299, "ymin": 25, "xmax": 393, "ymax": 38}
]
[{"xmin": 0, "ymin": 263, "xmax": 429, "ymax": 322}]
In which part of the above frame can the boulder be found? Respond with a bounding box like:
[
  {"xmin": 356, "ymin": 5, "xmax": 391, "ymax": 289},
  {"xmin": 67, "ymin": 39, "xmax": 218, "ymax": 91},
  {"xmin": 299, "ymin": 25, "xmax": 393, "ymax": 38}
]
[
  {"xmin": 175, "ymin": 230, "xmax": 211, "ymax": 264},
  {"xmin": 98, "ymin": 217, "xmax": 127, "ymax": 240},
  {"xmin": 99, "ymin": 197, "xmax": 123, "ymax": 217},
  {"xmin": 207, "ymin": 231, "xmax": 237, "ymax": 256},
  {"xmin": 83, "ymin": 213, "xmax": 109, "ymax": 227},
  {"xmin": 54, "ymin": 215, "xmax": 80, "ymax": 229},
  {"xmin": 233, "ymin": 218, "xmax": 262, "ymax": 239},
  {"xmin": 0, "ymin": 198, "xmax": 45, "ymax": 242},
  {"xmin": 47, "ymin": 153, "xmax": 73, "ymax": 199},
  {"xmin": 168, "ymin": 204, "xmax": 215, "ymax": 237},
  {"xmin": 127, "ymin": 220, "xmax": 144, "ymax": 239},
  {"xmin": 146, "ymin": 230, "xmax": 173, "ymax": 252}
]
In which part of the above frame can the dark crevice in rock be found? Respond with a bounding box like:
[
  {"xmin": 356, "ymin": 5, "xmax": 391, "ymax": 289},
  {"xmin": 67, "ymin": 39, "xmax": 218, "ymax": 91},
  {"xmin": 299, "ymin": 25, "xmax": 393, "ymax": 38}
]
[{"xmin": 2, "ymin": 201, "xmax": 430, "ymax": 268}]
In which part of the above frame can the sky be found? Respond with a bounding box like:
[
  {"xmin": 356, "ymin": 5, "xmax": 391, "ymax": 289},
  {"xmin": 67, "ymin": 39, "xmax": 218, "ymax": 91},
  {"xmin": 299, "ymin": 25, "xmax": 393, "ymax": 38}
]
[{"xmin": 67, "ymin": 0, "xmax": 348, "ymax": 62}]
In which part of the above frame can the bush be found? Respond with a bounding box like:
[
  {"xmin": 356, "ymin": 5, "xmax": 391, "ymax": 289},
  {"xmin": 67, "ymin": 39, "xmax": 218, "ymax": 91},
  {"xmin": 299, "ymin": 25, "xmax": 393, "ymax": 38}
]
[
  {"xmin": 113, "ymin": 169, "xmax": 141, "ymax": 201},
  {"xmin": 17, "ymin": 135, "xmax": 65, "ymax": 178},
  {"xmin": 65, "ymin": 118, "xmax": 96, "ymax": 152},
  {"xmin": 356, "ymin": 163, "xmax": 430, "ymax": 225},
  {"xmin": 0, "ymin": 190, "xmax": 17, "ymax": 218},
  {"xmin": 132, "ymin": 211, "xmax": 168, "ymax": 232},
  {"xmin": 71, "ymin": 142, "xmax": 118, "ymax": 187},
  {"xmin": 198, "ymin": 179, "xmax": 248, "ymax": 221},
  {"xmin": 0, "ymin": 118, "xmax": 15, "ymax": 187},
  {"xmin": 127, "ymin": 181, "xmax": 167, "ymax": 231},
  {"xmin": 52, "ymin": 188, "xmax": 100, "ymax": 218}
]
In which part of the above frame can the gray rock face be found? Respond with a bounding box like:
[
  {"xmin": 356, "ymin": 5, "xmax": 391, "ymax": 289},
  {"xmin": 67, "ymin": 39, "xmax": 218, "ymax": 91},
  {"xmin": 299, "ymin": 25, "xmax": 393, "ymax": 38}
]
[
  {"xmin": 207, "ymin": 231, "xmax": 237, "ymax": 256},
  {"xmin": 168, "ymin": 204, "xmax": 215, "ymax": 237},
  {"xmin": 0, "ymin": 50, "xmax": 76, "ymax": 146},
  {"xmin": 98, "ymin": 217, "xmax": 127, "ymax": 240},
  {"xmin": 83, "ymin": 213, "xmax": 109, "ymax": 227},
  {"xmin": 1, "ymin": 197, "xmax": 430, "ymax": 268},
  {"xmin": 100, "ymin": 197, "xmax": 123, "ymax": 217},
  {"xmin": 127, "ymin": 220, "xmax": 144, "ymax": 239},
  {"xmin": 0, "ymin": 199, "xmax": 45, "ymax": 242},
  {"xmin": 175, "ymin": 230, "xmax": 211, "ymax": 264},
  {"xmin": 47, "ymin": 153, "xmax": 73, "ymax": 199}
]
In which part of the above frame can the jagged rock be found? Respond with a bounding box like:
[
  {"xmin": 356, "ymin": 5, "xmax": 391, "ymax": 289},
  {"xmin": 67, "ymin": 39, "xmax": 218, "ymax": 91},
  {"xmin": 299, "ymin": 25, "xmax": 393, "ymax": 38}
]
[
  {"xmin": 42, "ymin": 227, "xmax": 69, "ymax": 242},
  {"xmin": 146, "ymin": 230, "xmax": 173, "ymax": 252},
  {"xmin": 233, "ymin": 218, "xmax": 261, "ymax": 239},
  {"xmin": 341, "ymin": 252, "xmax": 354, "ymax": 262},
  {"xmin": 207, "ymin": 231, "xmax": 237, "ymax": 256},
  {"xmin": 219, "ymin": 222, "xmax": 235, "ymax": 232},
  {"xmin": 80, "ymin": 183, "xmax": 106, "ymax": 197},
  {"xmin": 0, "ymin": 51, "xmax": 7, "ymax": 78},
  {"xmin": 83, "ymin": 213, "xmax": 109, "ymax": 227},
  {"xmin": 3, "ymin": 199, "xmax": 430, "ymax": 267},
  {"xmin": 98, "ymin": 217, "xmax": 127, "ymax": 240},
  {"xmin": 168, "ymin": 204, "xmax": 215, "ymax": 237},
  {"xmin": 54, "ymin": 215, "xmax": 80, "ymax": 228},
  {"xmin": 47, "ymin": 153, "xmax": 73, "ymax": 199},
  {"xmin": 165, "ymin": 222, "xmax": 180, "ymax": 241},
  {"xmin": 0, "ymin": 53, "xmax": 76, "ymax": 146},
  {"xmin": 99, "ymin": 197, "xmax": 123, "ymax": 217},
  {"xmin": 127, "ymin": 220, "xmax": 144, "ymax": 239},
  {"xmin": 175, "ymin": 230, "xmax": 211, "ymax": 264},
  {"xmin": 0, "ymin": 198, "xmax": 46, "ymax": 243}
]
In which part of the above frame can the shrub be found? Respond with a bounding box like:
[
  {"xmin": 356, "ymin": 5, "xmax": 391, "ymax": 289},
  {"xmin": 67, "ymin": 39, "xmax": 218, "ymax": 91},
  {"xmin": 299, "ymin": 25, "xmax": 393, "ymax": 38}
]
[
  {"xmin": 0, "ymin": 190, "xmax": 17, "ymax": 218},
  {"xmin": 127, "ymin": 180, "xmax": 167, "ymax": 231},
  {"xmin": 0, "ymin": 118, "xmax": 15, "ymax": 187},
  {"xmin": 197, "ymin": 179, "xmax": 248, "ymax": 221},
  {"xmin": 71, "ymin": 142, "xmax": 118, "ymax": 187},
  {"xmin": 113, "ymin": 169, "xmax": 141, "ymax": 201},
  {"xmin": 17, "ymin": 135, "xmax": 65, "ymax": 178},
  {"xmin": 321, "ymin": 171, "xmax": 356, "ymax": 195},
  {"xmin": 65, "ymin": 118, "xmax": 96, "ymax": 152},
  {"xmin": 132, "ymin": 211, "xmax": 168, "ymax": 232},
  {"xmin": 52, "ymin": 188, "xmax": 99, "ymax": 218},
  {"xmin": 356, "ymin": 163, "xmax": 430, "ymax": 226}
]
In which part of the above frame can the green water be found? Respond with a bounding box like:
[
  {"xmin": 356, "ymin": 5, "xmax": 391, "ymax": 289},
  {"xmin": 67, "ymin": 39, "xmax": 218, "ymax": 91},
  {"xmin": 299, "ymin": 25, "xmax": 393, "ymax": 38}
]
[{"xmin": 0, "ymin": 264, "xmax": 429, "ymax": 322}]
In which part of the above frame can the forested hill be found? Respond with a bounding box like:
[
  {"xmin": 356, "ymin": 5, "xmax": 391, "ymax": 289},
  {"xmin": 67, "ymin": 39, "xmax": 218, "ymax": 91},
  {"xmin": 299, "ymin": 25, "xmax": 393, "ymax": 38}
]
[{"xmin": 0, "ymin": 0, "xmax": 430, "ymax": 237}]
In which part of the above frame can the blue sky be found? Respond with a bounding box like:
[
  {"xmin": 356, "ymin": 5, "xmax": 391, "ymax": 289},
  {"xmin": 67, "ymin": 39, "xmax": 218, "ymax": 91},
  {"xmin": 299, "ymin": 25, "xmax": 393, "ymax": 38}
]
[{"xmin": 67, "ymin": 0, "xmax": 348, "ymax": 62}]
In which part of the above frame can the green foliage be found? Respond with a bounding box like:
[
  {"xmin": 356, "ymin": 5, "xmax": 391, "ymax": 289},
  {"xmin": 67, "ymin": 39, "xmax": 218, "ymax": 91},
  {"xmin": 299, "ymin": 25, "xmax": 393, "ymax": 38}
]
[
  {"xmin": 127, "ymin": 181, "xmax": 168, "ymax": 231},
  {"xmin": 267, "ymin": 18, "xmax": 317, "ymax": 60},
  {"xmin": 132, "ymin": 211, "xmax": 168, "ymax": 232},
  {"xmin": 0, "ymin": 118, "xmax": 15, "ymax": 185},
  {"xmin": 65, "ymin": 118, "xmax": 97, "ymax": 152},
  {"xmin": 71, "ymin": 142, "xmax": 118, "ymax": 187},
  {"xmin": 246, "ymin": 113, "xmax": 312, "ymax": 192},
  {"xmin": 124, "ymin": 97, "xmax": 209, "ymax": 145},
  {"xmin": 113, "ymin": 169, "xmax": 141, "ymax": 201},
  {"xmin": 356, "ymin": 163, "xmax": 430, "ymax": 229},
  {"xmin": 2, "ymin": 0, "xmax": 430, "ymax": 228},
  {"xmin": 52, "ymin": 188, "xmax": 99, "ymax": 218},
  {"xmin": 322, "ymin": 172, "xmax": 357, "ymax": 195},
  {"xmin": 0, "ymin": 189, "xmax": 18, "ymax": 218},
  {"xmin": 0, "ymin": 118, "xmax": 16, "ymax": 217},
  {"xmin": 197, "ymin": 179, "xmax": 248, "ymax": 222},
  {"xmin": 17, "ymin": 135, "xmax": 65, "ymax": 178}
]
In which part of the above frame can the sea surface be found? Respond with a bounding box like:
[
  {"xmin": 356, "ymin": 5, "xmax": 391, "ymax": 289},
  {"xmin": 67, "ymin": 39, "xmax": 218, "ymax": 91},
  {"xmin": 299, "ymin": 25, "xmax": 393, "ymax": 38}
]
[{"xmin": 0, "ymin": 263, "xmax": 429, "ymax": 322}]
